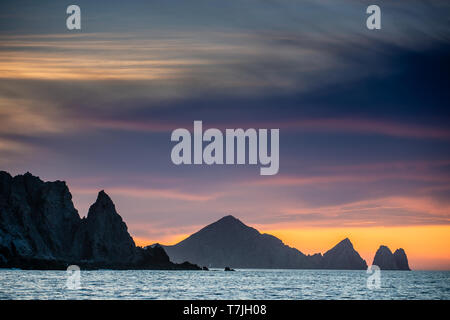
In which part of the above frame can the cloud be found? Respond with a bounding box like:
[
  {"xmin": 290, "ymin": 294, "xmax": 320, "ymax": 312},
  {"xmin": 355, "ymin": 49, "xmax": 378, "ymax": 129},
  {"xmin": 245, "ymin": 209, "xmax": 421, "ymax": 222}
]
[
  {"xmin": 1, "ymin": 28, "xmax": 449, "ymax": 141},
  {"xmin": 282, "ymin": 118, "xmax": 450, "ymax": 140},
  {"xmin": 277, "ymin": 195, "xmax": 450, "ymax": 227},
  {"xmin": 1, "ymin": 0, "xmax": 449, "ymax": 249},
  {"xmin": 67, "ymin": 116, "xmax": 450, "ymax": 141},
  {"xmin": 0, "ymin": 97, "xmax": 71, "ymax": 135},
  {"xmin": 246, "ymin": 170, "xmax": 450, "ymax": 187},
  {"xmin": 0, "ymin": 137, "xmax": 36, "ymax": 166},
  {"xmin": 71, "ymin": 186, "xmax": 220, "ymax": 202}
]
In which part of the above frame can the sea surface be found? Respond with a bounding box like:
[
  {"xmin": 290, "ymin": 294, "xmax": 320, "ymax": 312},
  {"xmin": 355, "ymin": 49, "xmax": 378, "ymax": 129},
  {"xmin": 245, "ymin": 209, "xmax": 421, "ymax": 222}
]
[{"xmin": 0, "ymin": 269, "xmax": 449, "ymax": 300}]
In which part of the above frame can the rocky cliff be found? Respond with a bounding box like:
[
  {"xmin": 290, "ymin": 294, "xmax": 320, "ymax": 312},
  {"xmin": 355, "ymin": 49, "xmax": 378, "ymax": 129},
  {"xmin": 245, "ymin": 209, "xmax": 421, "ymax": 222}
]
[
  {"xmin": 0, "ymin": 171, "xmax": 80, "ymax": 267},
  {"xmin": 71, "ymin": 191, "xmax": 136, "ymax": 265},
  {"xmin": 373, "ymin": 245, "xmax": 410, "ymax": 270},
  {"xmin": 0, "ymin": 171, "xmax": 199, "ymax": 270}
]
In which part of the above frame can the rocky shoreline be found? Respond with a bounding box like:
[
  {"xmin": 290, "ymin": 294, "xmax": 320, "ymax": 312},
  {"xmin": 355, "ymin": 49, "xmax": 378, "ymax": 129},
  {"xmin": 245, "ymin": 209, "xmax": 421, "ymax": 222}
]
[{"xmin": 0, "ymin": 171, "xmax": 199, "ymax": 270}]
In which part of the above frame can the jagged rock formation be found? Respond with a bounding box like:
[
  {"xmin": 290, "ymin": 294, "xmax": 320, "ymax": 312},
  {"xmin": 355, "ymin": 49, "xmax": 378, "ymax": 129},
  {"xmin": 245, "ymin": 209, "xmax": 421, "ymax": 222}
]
[
  {"xmin": 0, "ymin": 171, "xmax": 199, "ymax": 270},
  {"xmin": 162, "ymin": 215, "xmax": 367, "ymax": 269},
  {"xmin": 0, "ymin": 171, "xmax": 80, "ymax": 266},
  {"xmin": 72, "ymin": 191, "xmax": 136, "ymax": 264},
  {"xmin": 373, "ymin": 245, "xmax": 410, "ymax": 270},
  {"xmin": 393, "ymin": 248, "xmax": 410, "ymax": 270},
  {"xmin": 373, "ymin": 246, "xmax": 397, "ymax": 269}
]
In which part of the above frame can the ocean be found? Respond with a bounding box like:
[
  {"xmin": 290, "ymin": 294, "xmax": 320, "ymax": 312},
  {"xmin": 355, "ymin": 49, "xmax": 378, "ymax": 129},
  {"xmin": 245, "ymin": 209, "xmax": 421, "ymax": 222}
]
[{"xmin": 0, "ymin": 269, "xmax": 448, "ymax": 300}]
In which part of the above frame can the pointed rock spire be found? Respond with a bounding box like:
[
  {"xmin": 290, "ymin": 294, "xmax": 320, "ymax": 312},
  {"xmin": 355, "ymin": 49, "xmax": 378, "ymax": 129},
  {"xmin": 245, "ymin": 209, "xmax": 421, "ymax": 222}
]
[
  {"xmin": 393, "ymin": 248, "xmax": 410, "ymax": 270},
  {"xmin": 72, "ymin": 190, "xmax": 136, "ymax": 263},
  {"xmin": 88, "ymin": 190, "xmax": 116, "ymax": 217}
]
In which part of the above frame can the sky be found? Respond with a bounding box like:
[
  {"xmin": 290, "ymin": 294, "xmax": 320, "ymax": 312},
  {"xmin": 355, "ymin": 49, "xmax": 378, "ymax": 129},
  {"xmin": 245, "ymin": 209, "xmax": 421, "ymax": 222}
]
[{"xmin": 0, "ymin": 0, "xmax": 449, "ymax": 270}]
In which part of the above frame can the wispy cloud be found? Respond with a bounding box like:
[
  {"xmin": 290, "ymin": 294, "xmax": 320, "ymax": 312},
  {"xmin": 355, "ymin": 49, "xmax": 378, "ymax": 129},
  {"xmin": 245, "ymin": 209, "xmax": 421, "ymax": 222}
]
[
  {"xmin": 281, "ymin": 118, "xmax": 450, "ymax": 140},
  {"xmin": 278, "ymin": 195, "xmax": 450, "ymax": 227},
  {"xmin": 246, "ymin": 171, "xmax": 450, "ymax": 187},
  {"xmin": 71, "ymin": 186, "xmax": 220, "ymax": 202}
]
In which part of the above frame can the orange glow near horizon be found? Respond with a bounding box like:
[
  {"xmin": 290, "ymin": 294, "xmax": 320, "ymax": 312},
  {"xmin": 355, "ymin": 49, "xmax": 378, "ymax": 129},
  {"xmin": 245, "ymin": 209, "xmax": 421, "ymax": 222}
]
[
  {"xmin": 259, "ymin": 225, "xmax": 450, "ymax": 271},
  {"xmin": 134, "ymin": 233, "xmax": 189, "ymax": 249},
  {"xmin": 133, "ymin": 225, "xmax": 450, "ymax": 270}
]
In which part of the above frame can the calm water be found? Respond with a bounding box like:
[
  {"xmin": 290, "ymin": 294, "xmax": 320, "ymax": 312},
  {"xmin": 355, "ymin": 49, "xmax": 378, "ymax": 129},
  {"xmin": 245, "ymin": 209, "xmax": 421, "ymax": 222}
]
[{"xmin": 0, "ymin": 269, "xmax": 449, "ymax": 300}]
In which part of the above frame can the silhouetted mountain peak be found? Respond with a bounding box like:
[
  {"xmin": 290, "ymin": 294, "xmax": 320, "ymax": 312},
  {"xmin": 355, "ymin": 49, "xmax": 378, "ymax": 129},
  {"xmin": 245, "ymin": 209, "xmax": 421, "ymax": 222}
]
[
  {"xmin": 335, "ymin": 238, "xmax": 353, "ymax": 248},
  {"xmin": 88, "ymin": 190, "xmax": 117, "ymax": 217},
  {"xmin": 322, "ymin": 238, "xmax": 367, "ymax": 269},
  {"xmin": 377, "ymin": 245, "xmax": 393, "ymax": 255},
  {"xmin": 181, "ymin": 215, "xmax": 259, "ymax": 246},
  {"xmin": 198, "ymin": 215, "xmax": 254, "ymax": 234},
  {"xmin": 163, "ymin": 215, "xmax": 317, "ymax": 268},
  {"xmin": 218, "ymin": 214, "xmax": 239, "ymax": 222},
  {"xmin": 214, "ymin": 215, "xmax": 244, "ymax": 225},
  {"xmin": 97, "ymin": 189, "xmax": 113, "ymax": 204}
]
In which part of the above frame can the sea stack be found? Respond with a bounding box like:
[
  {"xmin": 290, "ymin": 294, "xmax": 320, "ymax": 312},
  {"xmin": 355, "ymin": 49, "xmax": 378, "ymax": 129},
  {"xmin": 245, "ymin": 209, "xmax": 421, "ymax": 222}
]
[
  {"xmin": 393, "ymin": 248, "xmax": 411, "ymax": 270},
  {"xmin": 373, "ymin": 245, "xmax": 411, "ymax": 270}
]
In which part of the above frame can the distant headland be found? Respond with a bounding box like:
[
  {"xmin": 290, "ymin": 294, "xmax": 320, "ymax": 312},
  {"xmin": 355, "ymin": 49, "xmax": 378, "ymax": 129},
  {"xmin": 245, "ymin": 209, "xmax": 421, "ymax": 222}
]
[{"xmin": 161, "ymin": 215, "xmax": 410, "ymax": 270}]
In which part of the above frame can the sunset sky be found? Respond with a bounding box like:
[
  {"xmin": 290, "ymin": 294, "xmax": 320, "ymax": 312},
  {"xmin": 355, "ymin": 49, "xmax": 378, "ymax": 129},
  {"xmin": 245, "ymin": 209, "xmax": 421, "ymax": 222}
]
[{"xmin": 1, "ymin": 0, "xmax": 449, "ymax": 270}]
